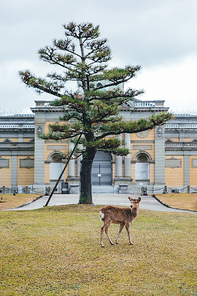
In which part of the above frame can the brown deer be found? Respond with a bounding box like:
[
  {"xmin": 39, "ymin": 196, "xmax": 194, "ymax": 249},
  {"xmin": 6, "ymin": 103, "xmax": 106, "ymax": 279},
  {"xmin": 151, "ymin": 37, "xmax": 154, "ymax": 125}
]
[{"xmin": 99, "ymin": 197, "xmax": 141, "ymax": 247}]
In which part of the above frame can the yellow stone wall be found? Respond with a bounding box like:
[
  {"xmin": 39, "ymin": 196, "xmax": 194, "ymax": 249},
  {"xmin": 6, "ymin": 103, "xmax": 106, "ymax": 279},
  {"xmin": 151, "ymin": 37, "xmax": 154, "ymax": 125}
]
[
  {"xmin": 0, "ymin": 138, "xmax": 33, "ymax": 142},
  {"xmin": 45, "ymin": 122, "xmax": 55, "ymax": 134},
  {"xmin": 23, "ymin": 138, "xmax": 34, "ymax": 142},
  {"xmin": 0, "ymin": 156, "xmax": 12, "ymax": 187},
  {"xmin": 130, "ymin": 130, "xmax": 155, "ymax": 162},
  {"xmin": 130, "ymin": 130, "xmax": 155, "ymax": 183},
  {"xmin": 131, "ymin": 163, "xmax": 135, "ymax": 182},
  {"xmin": 43, "ymin": 121, "xmax": 69, "ymax": 183},
  {"xmin": 165, "ymin": 156, "xmax": 184, "ymax": 186},
  {"xmin": 44, "ymin": 163, "xmax": 50, "ymax": 184},
  {"xmin": 131, "ymin": 129, "xmax": 155, "ymax": 141},
  {"xmin": 112, "ymin": 162, "xmax": 116, "ymax": 181},
  {"xmin": 44, "ymin": 142, "xmax": 69, "ymax": 161},
  {"xmin": 190, "ymin": 156, "xmax": 197, "ymax": 186},
  {"xmin": 17, "ymin": 157, "xmax": 34, "ymax": 185},
  {"xmin": 150, "ymin": 163, "xmax": 155, "ymax": 183},
  {"xmin": 186, "ymin": 138, "xmax": 196, "ymax": 142}
]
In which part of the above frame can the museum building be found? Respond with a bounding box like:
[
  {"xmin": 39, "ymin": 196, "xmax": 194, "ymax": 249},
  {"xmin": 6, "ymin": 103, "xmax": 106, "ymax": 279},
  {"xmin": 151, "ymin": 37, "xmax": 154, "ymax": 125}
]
[{"xmin": 1, "ymin": 98, "xmax": 197, "ymax": 194}]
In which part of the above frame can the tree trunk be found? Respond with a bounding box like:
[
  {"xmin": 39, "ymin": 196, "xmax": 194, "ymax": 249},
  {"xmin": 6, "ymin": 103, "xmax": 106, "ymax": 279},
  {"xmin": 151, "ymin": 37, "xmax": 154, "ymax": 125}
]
[{"xmin": 79, "ymin": 154, "xmax": 95, "ymax": 204}]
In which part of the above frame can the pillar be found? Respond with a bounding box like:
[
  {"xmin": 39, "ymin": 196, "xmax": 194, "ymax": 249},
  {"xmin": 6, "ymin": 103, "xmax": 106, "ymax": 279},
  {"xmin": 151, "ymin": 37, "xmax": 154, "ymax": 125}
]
[
  {"xmin": 68, "ymin": 141, "xmax": 75, "ymax": 177},
  {"xmin": 124, "ymin": 133, "xmax": 131, "ymax": 177},
  {"xmin": 34, "ymin": 123, "xmax": 45, "ymax": 185},
  {"xmin": 11, "ymin": 152, "xmax": 17, "ymax": 190},
  {"xmin": 116, "ymin": 134, "xmax": 122, "ymax": 177},
  {"xmin": 184, "ymin": 154, "xmax": 190, "ymax": 186},
  {"xmin": 155, "ymin": 126, "xmax": 165, "ymax": 184}
]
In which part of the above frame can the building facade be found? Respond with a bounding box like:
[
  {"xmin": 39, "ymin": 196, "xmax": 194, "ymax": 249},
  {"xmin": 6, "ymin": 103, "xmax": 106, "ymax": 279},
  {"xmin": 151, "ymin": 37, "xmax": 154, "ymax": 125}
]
[
  {"xmin": 0, "ymin": 114, "xmax": 34, "ymax": 192},
  {"xmin": 1, "ymin": 99, "xmax": 197, "ymax": 194}
]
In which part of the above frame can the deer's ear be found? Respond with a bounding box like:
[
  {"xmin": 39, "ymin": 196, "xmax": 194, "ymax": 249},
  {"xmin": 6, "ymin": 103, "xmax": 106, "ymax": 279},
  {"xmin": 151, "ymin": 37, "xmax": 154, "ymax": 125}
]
[
  {"xmin": 138, "ymin": 197, "xmax": 141, "ymax": 202},
  {"xmin": 128, "ymin": 196, "xmax": 132, "ymax": 201}
]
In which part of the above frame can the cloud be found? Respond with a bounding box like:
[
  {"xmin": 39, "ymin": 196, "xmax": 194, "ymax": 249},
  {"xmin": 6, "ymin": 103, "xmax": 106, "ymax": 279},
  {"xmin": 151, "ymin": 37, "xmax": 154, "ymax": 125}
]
[
  {"xmin": 129, "ymin": 54, "xmax": 197, "ymax": 112},
  {"xmin": 0, "ymin": 0, "xmax": 197, "ymax": 113}
]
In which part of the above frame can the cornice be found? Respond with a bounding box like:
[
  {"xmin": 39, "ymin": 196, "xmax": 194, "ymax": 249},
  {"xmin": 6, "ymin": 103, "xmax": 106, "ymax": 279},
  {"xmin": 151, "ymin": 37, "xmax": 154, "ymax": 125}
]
[
  {"xmin": 0, "ymin": 143, "xmax": 34, "ymax": 151},
  {"xmin": 129, "ymin": 107, "xmax": 169, "ymax": 112},
  {"xmin": 31, "ymin": 107, "xmax": 65, "ymax": 113},
  {"xmin": 131, "ymin": 140, "xmax": 155, "ymax": 143}
]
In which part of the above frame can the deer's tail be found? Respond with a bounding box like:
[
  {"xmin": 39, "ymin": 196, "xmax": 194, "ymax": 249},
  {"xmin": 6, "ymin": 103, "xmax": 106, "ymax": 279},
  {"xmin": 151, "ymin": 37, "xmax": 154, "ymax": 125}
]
[{"xmin": 99, "ymin": 211, "xmax": 104, "ymax": 221}]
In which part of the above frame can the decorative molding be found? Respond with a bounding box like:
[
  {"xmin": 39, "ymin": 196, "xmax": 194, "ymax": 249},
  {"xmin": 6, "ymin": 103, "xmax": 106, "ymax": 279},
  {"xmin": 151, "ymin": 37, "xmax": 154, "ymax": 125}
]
[
  {"xmin": 20, "ymin": 156, "xmax": 34, "ymax": 169},
  {"xmin": 132, "ymin": 145, "xmax": 152, "ymax": 150},
  {"xmin": 37, "ymin": 126, "xmax": 42, "ymax": 135},
  {"xmin": 2, "ymin": 139, "xmax": 13, "ymax": 143},
  {"xmin": 165, "ymin": 156, "xmax": 182, "ymax": 168},
  {"xmin": 0, "ymin": 156, "xmax": 9, "ymax": 168},
  {"xmin": 47, "ymin": 145, "xmax": 67, "ymax": 150},
  {"xmin": 192, "ymin": 158, "xmax": 197, "ymax": 168},
  {"xmin": 165, "ymin": 139, "xmax": 174, "ymax": 143},
  {"xmin": 47, "ymin": 150, "xmax": 67, "ymax": 162},
  {"xmin": 131, "ymin": 140, "xmax": 154, "ymax": 143},
  {"xmin": 133, "ymin": 150, "xmax": 152, "ymax": 162},
  {"xmin": 136, "ymin": 130, "xmax": 150, "ymax": 138},
  {"xmin": 45, "ymin": 140, "xmax": 69, "ymax": 143},
  {"xmin": 156, "ymin": 126, "xmax": 163, "ymax": 137}
]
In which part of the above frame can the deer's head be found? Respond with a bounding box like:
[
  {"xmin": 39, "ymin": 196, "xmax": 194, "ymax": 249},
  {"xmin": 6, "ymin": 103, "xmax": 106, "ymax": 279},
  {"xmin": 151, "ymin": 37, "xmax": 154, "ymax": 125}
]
[{"xmin": 128, "ymin": 196, "xmax": 141, "ymax": 208}]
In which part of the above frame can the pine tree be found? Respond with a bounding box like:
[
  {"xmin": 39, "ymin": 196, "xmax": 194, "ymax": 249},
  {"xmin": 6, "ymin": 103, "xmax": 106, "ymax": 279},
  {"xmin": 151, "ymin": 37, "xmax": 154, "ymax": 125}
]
[{"xmin": 19, "ymin": 22, "xmax": 173, "ymax": 204}]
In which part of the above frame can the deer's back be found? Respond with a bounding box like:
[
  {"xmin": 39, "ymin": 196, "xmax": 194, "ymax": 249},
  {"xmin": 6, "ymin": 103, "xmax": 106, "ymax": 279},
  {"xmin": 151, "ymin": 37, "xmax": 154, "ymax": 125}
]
[{"xmin": 100, "ymin": 206, "xmax": 135, "ymax": 224}]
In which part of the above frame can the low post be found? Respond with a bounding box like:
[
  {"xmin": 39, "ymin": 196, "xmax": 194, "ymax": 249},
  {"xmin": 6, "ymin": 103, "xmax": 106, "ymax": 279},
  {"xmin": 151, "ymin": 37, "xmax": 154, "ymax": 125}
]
[
  {"xmin": 25, "ymin": 186, "xmax": 29, "ymax": 194},
  {"xmin": 163, "ymin": 185, "xmax": 168, "ymax": 194},
  {"xmin": 187, "ymin": 185, "xmax": 190, "ymax": 193},
  {"xmin": 3, "ymin": 186, "xmax": 6, "ymax": 194}
]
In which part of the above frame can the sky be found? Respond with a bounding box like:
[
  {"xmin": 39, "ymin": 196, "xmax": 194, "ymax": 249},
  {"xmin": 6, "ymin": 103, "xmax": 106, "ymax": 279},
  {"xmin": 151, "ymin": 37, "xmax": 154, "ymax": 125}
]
[{"xmin": 1, "ymin": 0, "xmax": 197, "ymax": 115}]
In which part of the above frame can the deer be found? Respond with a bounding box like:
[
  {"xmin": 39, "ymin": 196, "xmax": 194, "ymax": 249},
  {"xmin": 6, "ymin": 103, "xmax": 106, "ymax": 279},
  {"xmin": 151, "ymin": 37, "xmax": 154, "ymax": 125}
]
[{"xmin": 99, "ymin": 196, "xmax": 141, "ymax": 247}]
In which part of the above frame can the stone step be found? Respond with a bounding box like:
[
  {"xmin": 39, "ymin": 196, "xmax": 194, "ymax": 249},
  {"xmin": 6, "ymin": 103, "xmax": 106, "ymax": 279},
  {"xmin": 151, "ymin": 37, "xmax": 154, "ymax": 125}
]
[{"xmin": 92, "ymin": 185, "xmax": 117, "ymax": 193}]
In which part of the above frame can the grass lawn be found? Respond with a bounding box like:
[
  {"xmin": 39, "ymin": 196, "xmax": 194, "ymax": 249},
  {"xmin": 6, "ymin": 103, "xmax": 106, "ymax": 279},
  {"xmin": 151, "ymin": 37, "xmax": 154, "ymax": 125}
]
[
  {"xmin": 0, "ymin": 194, "xmax": 43, "ymax": 211},
  {"xmin": 156, "ymin": 193, "xmax": 197, "ymax": 212},
  {"xmin": 0, "ymin": 204, "xmax": 196, "ymax": 295}
]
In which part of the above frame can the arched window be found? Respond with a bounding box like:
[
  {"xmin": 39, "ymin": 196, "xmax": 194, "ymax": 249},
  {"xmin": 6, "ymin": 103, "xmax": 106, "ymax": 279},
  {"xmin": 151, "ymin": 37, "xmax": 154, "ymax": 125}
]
[
  {"xmin": 50, "ymin": 152, "xmax": 64, "ymax": 181},
  {"xmin": 135, "ymin": 152, "xmax": 150, "ymax": 185},
  {"xmin": 137, "ymin": 154, "xmax": 148, "ymax": 162},
  {"xmin": 97, "ymin": 82, "xmax": 103, "ymax": 88},
  {"xmin": 51, "ymin": 152, "xmax": 64, "ymax": 162}
]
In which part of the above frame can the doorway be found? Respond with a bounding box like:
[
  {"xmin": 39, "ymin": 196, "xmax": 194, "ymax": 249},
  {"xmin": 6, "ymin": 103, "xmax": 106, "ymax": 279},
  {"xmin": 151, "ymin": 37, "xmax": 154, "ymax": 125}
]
[
  {"xmin": 135, "ymin": 153, "xmax": 150, "ymax": 185},
  {"xmin": 91, "ymin": 151, "xmax": 112, "ymax": 186}
]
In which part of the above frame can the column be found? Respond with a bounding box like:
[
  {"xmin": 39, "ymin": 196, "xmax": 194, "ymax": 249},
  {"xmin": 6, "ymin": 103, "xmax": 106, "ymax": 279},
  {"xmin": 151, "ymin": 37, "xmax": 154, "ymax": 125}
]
[
  {"xmin": 116, "ymin": 134, "xmax": 122, "ymax": 177},
  {"xmin": 11, "ymin": 152, "xmax": 17, "ymax": 190},
  {"xmin": 34, "ymin": 123, "xmax": 45, "ymax": 185},
  {"xmin": 155, "ymin": 126, "xmax": 165, "ymax": 184},
  {"xmin": 68, "ymin": 141, "xmax": 75, "ymax": 177},
  {"xmin": 18, "ymin": 132, "xmax": 23, "ymax": 142},
  {"xmin": 77, "ymin": 146, "xmax": 82, "ymax": 177},
  {"xmin": 124, "ymin": 133, "xmax": 131, "ymax": 177},
  {"xmin": 184, "ymin": 154, "xmax": 190, "ymax": 186}
]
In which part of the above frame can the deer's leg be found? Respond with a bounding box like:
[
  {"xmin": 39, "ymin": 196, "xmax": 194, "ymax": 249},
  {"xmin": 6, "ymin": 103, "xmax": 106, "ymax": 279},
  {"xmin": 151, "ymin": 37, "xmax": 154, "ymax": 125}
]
[
  {"xmin": 115, "ymin": 223, "xmax": 125, "ymax": 244},
  {"xmin": 125, "ymin": 222, "xmax": 133, "ymax": 245},
  {"xmin": 100, "ymin": 224, "xmax": 105, "ymax": 247},
  {"xmin": 104, "ymin": 221, "xmax": 114, "ymax": 245}
]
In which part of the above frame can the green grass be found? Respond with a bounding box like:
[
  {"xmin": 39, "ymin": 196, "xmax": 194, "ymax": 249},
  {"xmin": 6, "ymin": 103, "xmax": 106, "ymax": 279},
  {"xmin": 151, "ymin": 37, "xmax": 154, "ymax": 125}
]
[{"xmin": 0, "ymin": 205, "xmax": 197, "ymax": 295}]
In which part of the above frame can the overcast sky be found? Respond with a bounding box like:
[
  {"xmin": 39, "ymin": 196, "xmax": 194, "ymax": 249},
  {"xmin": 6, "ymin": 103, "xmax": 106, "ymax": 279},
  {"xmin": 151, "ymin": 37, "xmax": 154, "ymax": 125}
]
[{"xmin": 1, "ymin": 0, "xmax": 197, "ymax": 115}]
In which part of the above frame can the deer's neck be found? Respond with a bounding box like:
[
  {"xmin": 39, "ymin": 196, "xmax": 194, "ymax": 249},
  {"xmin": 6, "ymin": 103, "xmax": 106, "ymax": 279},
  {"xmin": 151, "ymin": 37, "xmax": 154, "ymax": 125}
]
[{"xmin": 130, "ymin": 206, "xmax": 139, "ymax": 219}]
